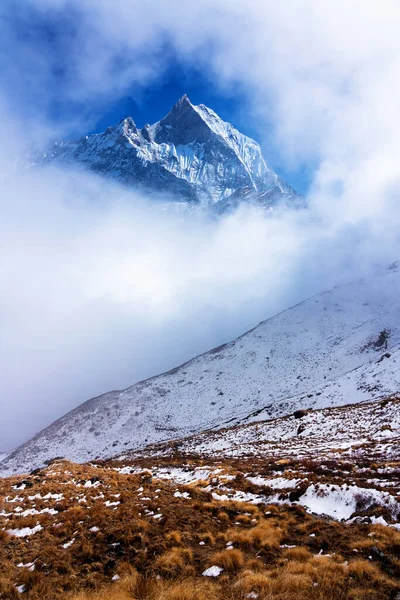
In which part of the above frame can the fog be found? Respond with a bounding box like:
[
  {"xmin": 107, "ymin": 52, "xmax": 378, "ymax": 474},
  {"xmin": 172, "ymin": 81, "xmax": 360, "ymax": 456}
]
[{"xmin": 1, "ymin": 1, "xmax": 400, "ymax": 449}]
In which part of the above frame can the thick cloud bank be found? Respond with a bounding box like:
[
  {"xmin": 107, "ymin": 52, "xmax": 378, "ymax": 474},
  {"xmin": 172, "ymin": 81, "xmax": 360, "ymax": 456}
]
[{"xmin": 1, "ymin": 1, "xmax": 400, "ymax": 449}]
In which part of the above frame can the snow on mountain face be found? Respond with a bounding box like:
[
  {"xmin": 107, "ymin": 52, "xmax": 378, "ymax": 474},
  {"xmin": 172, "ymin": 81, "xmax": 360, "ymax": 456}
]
[
  {"xmin": 2, "ymin": 265, "xmax": 400, "ymax": 477},
  {"xmin": 28, "ymin": 95, "xmax": 300, "ymax": 211}
]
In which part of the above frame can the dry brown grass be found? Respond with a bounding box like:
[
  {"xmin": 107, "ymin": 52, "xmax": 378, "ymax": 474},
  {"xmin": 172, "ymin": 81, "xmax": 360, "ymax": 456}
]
[
  {"xmin": 197, "ymin": 531, "xmax": 215, "ymax": 546},
  {"xmin": 234, "ymin": 569, "xmax": 273, "ymax": 594},
  {"xmin": 71, "ymin": 575, "xmax": 220, "ymax": 600},
  {"xmin": 155, "ymin": 548, "xmax": 194, "ymax": 576},
  {"xmin": 225, "ymin": 517, "xmax": 284, "ymax": 549},
  {"xmin": 165, "ymin": 531, "xmax": 183, "ymax": 546},
  {"xmin": 348, "ymin": 559, "xmax": 389, "ymax": 582},
  {"xmin": 0, "ymin": 457, "xmax": 399, "ymax": 600},
  {"xmin": 282, "ymin": 546, "xmax": 313, "ymax": 562},
  {"xmin": 209, "ymin": 548, "xmax": 244, "ymax": 571},
  {"xmin": 216, "ymin": 511, "xmax": 230, "ymax": 523}
]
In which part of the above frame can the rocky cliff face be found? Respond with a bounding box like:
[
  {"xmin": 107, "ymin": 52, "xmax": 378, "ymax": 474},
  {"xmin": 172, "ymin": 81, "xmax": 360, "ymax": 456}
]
[{"xmin": 29, "ymin": 95, "xmax": 301, "ymax": 211}]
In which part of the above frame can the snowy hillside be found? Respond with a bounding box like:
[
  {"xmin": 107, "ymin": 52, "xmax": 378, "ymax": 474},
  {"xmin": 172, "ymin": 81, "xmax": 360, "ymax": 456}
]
[
  {"xmin": 135, "ymin": 396, "xmax": 400, "ymax": 463},
  {"xmin": 2, "ymin": 265, "xmax": 400, "ymax": 477},
  {"xmin": 28, "ymin": 95, "xmax": 300, "ymax": 212}
]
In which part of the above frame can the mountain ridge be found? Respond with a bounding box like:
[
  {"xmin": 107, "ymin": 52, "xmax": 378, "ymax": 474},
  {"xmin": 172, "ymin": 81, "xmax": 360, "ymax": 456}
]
[{"xmin": 2, "ymin": 265, "xmax": 400, "ymax": 477}]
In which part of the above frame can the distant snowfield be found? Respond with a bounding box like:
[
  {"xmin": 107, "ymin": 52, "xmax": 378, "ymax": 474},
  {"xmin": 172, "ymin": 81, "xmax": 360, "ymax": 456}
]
[
  {"xmin": 2, "ymin": 266, "xmax": 400, "ymax": 476},
  {"xmin": 0, "ymin": 454, "xmax": 8, "ymax": 463}
]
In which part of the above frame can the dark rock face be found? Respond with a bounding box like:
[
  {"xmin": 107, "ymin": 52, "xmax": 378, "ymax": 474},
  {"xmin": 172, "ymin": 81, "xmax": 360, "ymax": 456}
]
[
  {"xmin": 29, "ymin": 95, "xmax": 301, "ymax": 212},
  {"xmin": 154, "ymin": 94, "xmax": 214, "ymax": 146},
  {"xmin": 294, "ymin": 409, "xmax": 308, "ymax": 419}
]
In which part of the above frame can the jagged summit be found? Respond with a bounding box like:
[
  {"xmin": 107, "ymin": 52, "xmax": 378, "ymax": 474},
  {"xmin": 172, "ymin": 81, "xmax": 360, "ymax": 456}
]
[
  {"xmin": 109, "ymin": 116, "xmax": 138, "ymax": 137},
  {"xmin": 168, "ymin": 92, "xmax": 192, "ymax": 112},
  {"xmin": 178, "ymin": 93, "xmax": 190, "ymax": 103},
  {"xmin": 152, "ymin": 94, "xmax": 217, "ymax": 147},
  {"xmin": 29, "ymin": 96, "xmax": 301, "ymax": 210}
]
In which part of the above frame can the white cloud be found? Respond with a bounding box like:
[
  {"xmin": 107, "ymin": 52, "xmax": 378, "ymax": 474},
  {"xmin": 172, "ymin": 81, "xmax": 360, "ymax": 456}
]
[
  {"xmin": 0, "ymin": 167, "xmax": 306, "ymax": 447},
  {"xmin": 0, "ymin": 163, "xmax": 397, "ymax": 449}
]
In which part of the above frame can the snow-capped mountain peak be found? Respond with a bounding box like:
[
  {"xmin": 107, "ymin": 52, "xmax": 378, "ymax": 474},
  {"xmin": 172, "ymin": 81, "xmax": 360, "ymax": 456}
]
[{"xmin": 29, "ymin": 96, "xmax": 301, "ymax": 210}]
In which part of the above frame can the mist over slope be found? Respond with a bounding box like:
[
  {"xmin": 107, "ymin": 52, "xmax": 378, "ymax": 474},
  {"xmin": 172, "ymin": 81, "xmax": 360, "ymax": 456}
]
[{"xmin": 2, "ymin": 264, "xmax": 400, "ymax": 476}]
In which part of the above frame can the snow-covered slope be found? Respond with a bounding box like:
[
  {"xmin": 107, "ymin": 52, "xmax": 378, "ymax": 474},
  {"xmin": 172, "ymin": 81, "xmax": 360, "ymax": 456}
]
[
  {"xmin": 119, "ymin": 397, "xmax": 400, "ymax": 525},
  {"xmin": 28, "ymin": 95, "xmax": 300, "ymax": 211},
  {"xmin": 2, "ymin": 265, "xmax": 400, "ymax": 477},
  {"xmin": 138, "ymin": 396, "xmax": 400, "ymax": 462}
]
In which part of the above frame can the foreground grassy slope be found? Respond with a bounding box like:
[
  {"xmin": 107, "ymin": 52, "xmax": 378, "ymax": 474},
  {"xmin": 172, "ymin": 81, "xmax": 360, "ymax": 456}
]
[{"xmin": 1, "ymin": 454, "xmax": 399, "ymax": 600}]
